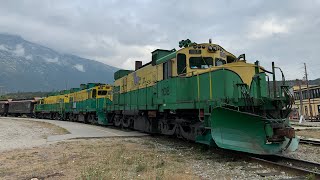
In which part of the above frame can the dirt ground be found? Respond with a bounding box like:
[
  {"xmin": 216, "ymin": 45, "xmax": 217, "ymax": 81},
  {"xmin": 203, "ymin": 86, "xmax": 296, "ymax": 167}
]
[
  {"xmin": 0, "ymin": 118, "xmax": 314, "ymax": 179},
  {"xmin": 0, "ymin": 136, "xmax": 299, "ymax": 180},
  {"xmin": 286, "ymin": 143, "xmax": 320, "ymax": 164},
  {"xmin": 0, "ymin": 118, "xmax": 69, "ymax": 152}
]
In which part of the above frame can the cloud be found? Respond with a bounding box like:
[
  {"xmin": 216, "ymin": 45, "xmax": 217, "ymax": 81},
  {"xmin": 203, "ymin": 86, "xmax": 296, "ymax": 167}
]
[
  {"xmin": 0, "ymin": 0, "xmax": 319, "ymax": 80},
  {"xmin": 248, "ymin": 17, "xmax": 295, "ymax": 39}
]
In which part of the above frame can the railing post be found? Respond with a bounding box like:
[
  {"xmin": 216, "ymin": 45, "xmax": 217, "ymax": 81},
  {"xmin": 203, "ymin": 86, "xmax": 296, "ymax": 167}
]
[
  {"xmin": 255, "ymin": 61, "xmax": 261, "ymax": 98},
  {"xmin": 272, "ymin": 62, "xmax": 277, "ymax": 98}
]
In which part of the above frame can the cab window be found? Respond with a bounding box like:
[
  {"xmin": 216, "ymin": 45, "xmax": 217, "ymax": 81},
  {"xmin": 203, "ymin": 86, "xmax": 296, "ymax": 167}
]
[
  {"xmin": 92, "ymin": 89, "xmax": 97, "ymax": 98},
  {"xmin": 189, "ymin": 57, "xmax": 213, "ymax": 69},
  {"xmin": 98, "ymin": 90, "xmax": 108, "ymax": 95},
  {"xmin": 177, "ymin": 53, "xmax": 186, "ymax": 74},
  {"xmin": 215, "ymin": 58, "xmax": 226, "ymax": 66},
  {"xmin": 163, "ymin": 61, "xmax": 172, "ymax": 80}
]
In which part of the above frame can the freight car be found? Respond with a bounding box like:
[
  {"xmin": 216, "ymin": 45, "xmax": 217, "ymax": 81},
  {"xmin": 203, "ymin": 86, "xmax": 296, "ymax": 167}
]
[
  {"xmin": 0, "ymin": 100, "xmax": 8, "ymax": 116},
  {"xmin": 7, "ymin": 99, "xmax": 36, "ymax": 117},
  {"xmin": 34, "ymin": 39, "xmax": 299, "ymax": 155}
]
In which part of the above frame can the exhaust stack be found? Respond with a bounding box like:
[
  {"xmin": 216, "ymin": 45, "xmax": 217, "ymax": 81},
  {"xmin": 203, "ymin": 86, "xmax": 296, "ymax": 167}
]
[{"xmin": 135, "ymin": 61, "xmax": 142, "ymax": 71}]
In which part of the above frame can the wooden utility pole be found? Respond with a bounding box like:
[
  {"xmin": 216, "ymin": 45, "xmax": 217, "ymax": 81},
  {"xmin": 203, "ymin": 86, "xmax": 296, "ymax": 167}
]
[
  {"xmin": 304, "ymin": 63, "xmax": 313, "ymax": 119},
  {"xmin": 296, "ymin": 79, "xmax": 304, "ymax": 117}
]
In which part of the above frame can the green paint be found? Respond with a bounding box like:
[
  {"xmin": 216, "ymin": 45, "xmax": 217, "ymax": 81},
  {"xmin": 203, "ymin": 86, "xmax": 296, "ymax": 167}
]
[
  {"xmin": 210, "ymin": 107, "xmax": 285, "ymax": 154},
  {"xmin": 114, "ymin": 70, "xmax": 134, "ymax": 80},
  {"xmin": 151, "ymin": 49, "xmax": 176, "ymax": 65},
  {"xmin": 35, "ymin": 55, "xmax": 297, "ymax": 155}
]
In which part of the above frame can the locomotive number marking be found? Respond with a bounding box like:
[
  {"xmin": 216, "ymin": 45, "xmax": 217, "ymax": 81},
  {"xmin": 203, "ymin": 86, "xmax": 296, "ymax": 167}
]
[{"xmin": 161, "ymin": 87, "xmax": 170, "ymax": 96}]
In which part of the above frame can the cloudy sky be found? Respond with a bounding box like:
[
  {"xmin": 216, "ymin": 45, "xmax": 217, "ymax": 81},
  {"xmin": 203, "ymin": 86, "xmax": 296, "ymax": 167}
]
[{"xmin": 0, "ymin": 0, "xmax": 319, "ymax": 80}]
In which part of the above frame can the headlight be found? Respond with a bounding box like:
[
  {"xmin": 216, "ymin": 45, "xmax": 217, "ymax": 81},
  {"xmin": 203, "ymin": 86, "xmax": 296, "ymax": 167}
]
[
  {"xmin": 213, "ymin": 46, "xmax": 217, "ymax": 51},
  {"xmin": 208, "ymin": 45, "xmax": 217, "ymax": 52}
]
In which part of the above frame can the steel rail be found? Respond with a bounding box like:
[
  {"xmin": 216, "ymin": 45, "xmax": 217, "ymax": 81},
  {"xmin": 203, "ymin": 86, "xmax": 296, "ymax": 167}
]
[
  {"xmin": 248, "ymin": 154, "xmax": 320, "ymax": 178},
  {"xmin": 299, "ymin": 139, "xmax": 320, "ymax": 146}
]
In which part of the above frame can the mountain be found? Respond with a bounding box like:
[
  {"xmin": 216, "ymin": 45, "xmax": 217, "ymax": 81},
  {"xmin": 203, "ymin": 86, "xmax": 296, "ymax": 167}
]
[
  {"xmin": 283, "ymin": 78, "xmax": 320, "ymax": 87},
  {"xmin": 0, "ymin": 34, "xmax": 118, "ymax": 93}
]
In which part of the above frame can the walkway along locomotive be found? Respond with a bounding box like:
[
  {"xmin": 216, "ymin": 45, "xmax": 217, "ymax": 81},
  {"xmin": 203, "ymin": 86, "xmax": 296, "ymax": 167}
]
[{"xmin": 33, "ymin": 39, "xmax": 299, "ymax": 155}]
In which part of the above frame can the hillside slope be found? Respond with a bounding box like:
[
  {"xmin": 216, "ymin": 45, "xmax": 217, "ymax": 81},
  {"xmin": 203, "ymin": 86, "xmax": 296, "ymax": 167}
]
[{"xmin": 0, "ymin": 34, "xmax": 118, "ymax": 92}]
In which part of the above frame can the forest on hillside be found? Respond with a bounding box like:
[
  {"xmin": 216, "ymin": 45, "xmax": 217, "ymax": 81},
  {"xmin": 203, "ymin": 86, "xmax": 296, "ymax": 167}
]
[{"xmin": 0, "ymin": 91, "xmax": 53, "ymax": 100}]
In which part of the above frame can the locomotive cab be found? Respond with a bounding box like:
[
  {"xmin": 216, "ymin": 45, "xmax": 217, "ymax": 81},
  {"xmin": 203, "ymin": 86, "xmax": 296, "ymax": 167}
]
[{"xmin": 173, "ymin": 43, "xmax": 238, "ymax": 77}]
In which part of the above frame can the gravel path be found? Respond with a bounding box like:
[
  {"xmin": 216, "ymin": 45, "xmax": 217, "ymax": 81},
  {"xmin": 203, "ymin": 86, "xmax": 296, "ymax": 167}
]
[
  {"xmin": 0, "ymin": 117, "xmax": 146, "ymax": 152},
  {"xmin": 285, "ymin": 143, "xmax": 320, "ymax": 163},
  {"xmin": 18, "ymin": 117, "xmax": 146, "ymax": 142},
  {"xmin": 0, "ymin": 117, "xmax": 67, "ymax": 152}
]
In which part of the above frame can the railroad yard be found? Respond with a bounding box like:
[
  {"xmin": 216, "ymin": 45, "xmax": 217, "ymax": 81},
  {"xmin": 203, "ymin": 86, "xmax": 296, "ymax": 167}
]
[
  {"xmin": 0, "ymin": 1, "xmax": 319, "ymax": 179},
  {"xmin": 0, "ymin": 117, "xmax": 318, "ymax": 180}
]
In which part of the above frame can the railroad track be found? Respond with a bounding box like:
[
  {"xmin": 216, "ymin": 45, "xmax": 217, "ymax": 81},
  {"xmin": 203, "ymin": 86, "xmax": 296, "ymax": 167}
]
[
  {"xmin": 248, "ymin": 154, "xmax": 320, "ymax": 178},
  {"xmin": 299, "ymin": 138, "xmax": 320, "ymax": 146}
]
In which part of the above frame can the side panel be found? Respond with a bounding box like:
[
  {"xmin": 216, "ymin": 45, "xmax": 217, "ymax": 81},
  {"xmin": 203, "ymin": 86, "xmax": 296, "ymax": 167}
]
[
  {"xmin": 8, "ymin": 101, "xmax": 34, "ymax": 114},
  {"xmin": 0, "ymin": 102, "xmax": 8, "ymax": 114},
  {"xmin": 111, "ymin": 68, "xmax": 244, "ymax": 111}
]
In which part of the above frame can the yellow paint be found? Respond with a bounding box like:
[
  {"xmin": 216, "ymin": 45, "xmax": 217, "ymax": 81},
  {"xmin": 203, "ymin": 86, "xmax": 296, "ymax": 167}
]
[
  {"xmin": 64, "ymin": 94, "xmax": 69, "ymax": 103},
  {"xmin": 71, "ymin": 84, "xmax": 113, "ymax": 102},
  {"xmin": 42, "ymin": 84, "xmax": 113, "ymax": 105},
  {"xmin": 115, "ymin": 42, "xmax": 265, "ymax": 94},
  {"xmin": 115, "ymin": 63, "xmax": 163, "ymax": 93},
  {"xmin": 97, "ymin": 84, "xmax": 113, "ymax": 101},
  {"xmin": 171, "ymin": 58, "xmax": 178, "ymax": 77},
  {"xmin": 73, "ymin": 89, "xmax": 89, "ymax": 102},
  {"xmin": 174, "ymin": 43, "xmax": 259, "ymax": 87},
  {"xmin": 43, "ymin": 94, "xmax": 65, "ymax": 104}
]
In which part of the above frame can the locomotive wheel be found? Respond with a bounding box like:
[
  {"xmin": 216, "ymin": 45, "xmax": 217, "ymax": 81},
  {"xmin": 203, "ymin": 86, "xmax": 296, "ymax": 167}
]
[
  {"xmin": 175, "ymin": 126, "xmax": 182, "ymax": 138},
  {"xmin": 87, "ymin": 114, "xmax": 93, "ymax": 123},
  {"xmin": 54, "ymin": 113, "xmax": 59, "ymax": 120},
  {"xmin": 158, "ymin": 121, "xmax": 164, "ymax": 133},
  {"xmin": 114, "ymin": 115, "xmax": 122, "ymax": 127},
  {"xmin": 122, "ymin": 116, "xmax": 131, "ymax": 128},
  {"xmin": 88, "ymin": 114, "xmax": 96, "ymax": 124}
]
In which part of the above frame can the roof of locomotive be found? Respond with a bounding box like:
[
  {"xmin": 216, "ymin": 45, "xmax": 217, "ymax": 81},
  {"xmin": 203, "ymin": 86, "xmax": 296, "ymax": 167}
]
[{"xmin": 114, "ymin": 39, "xmax": 238, "ymax": 80}]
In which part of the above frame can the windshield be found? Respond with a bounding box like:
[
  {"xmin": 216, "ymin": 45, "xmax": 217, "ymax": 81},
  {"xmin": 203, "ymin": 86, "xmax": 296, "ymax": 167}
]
[
  {"xmin": 189, "ymin": 57, "xmax": 213, "ymax": 69},
  {"xmin": 98, "ymin": 91, "xmax": 108, "ymax": 95}
]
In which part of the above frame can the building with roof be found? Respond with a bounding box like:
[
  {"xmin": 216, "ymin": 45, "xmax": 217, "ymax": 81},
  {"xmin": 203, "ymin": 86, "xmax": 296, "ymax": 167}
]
[{"xmin": 293, "ymin": 84, "xmax": 320, "ymax": 119}]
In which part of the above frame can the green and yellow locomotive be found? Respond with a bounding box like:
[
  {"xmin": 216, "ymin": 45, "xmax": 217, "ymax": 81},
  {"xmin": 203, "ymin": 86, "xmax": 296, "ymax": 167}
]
[
  {"xmin": 34, "ymin": 39, "xmax": 299, "ymax": 155},
  {"xmin": 35, "ymin": 83, "xmax": 112, "ymax": 124}
]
